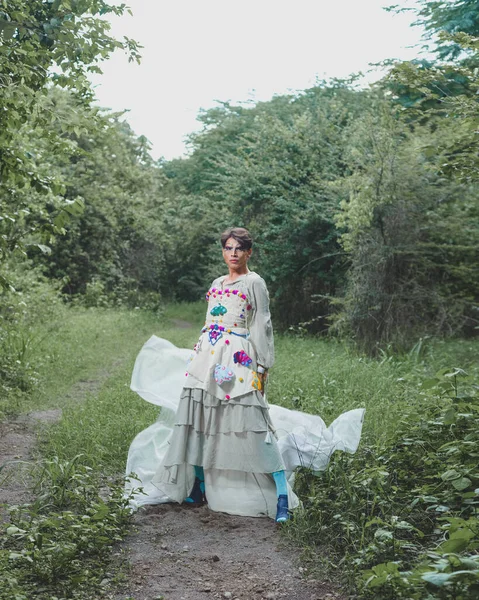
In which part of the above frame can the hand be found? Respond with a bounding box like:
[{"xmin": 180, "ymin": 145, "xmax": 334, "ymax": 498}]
[{"xmin": 258, "ymin": 370, "xmax": 268, "ymax": 393}]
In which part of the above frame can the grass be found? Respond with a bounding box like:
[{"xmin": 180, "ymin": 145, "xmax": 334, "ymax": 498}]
[
  {"xmin": 0, "ymin": 302, "xmax": 204, "ymax": 600},
  {"xmin": 2, "ymin": 303, "xmax": 203, "ymax": 417},
  {"xmin": 270, "ymin": 335, "xmax": 478, "ymax": 443},
  {"xmin": 37, "ymin": 306, "xmax": 479, "ymax": 477}
]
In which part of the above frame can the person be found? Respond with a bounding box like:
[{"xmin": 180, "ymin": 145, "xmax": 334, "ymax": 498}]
[{"xmin": 126, "ymin": 227, "xmax": 365, "ymax": 521}]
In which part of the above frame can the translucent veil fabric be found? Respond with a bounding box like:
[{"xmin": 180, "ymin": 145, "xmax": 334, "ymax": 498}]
[{"xmin": 125, "ymin": 336, "xmax": 365, "ymax": 518}]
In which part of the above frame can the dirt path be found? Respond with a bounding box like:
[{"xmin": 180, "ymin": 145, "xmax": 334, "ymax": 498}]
[
  {"xmin": 0, "ymin": 372, "xmax": 115, "ymax": 521},
  {"xmin": 116, "ymin": 313, "xmax": 344, "ymax": 600},
  {"xmin": 0, "ymin": 411, "xmax": 59, "ymax": 517},
  {"xmin": 116, "ymin": 504, "xmax": 342, "ymax": 600}
]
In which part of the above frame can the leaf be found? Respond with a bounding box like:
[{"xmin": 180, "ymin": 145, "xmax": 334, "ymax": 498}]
[
  {"xmin": 91, "ymin": 503, "xmax": 109, "ymax": 520},
  {"xmin": 34, "ymin": 244, "xmax": 52, "ymax": 255},
  {"xmin": 438, "ymin": 537, "xmax": 470, "ymax": 553},
  {"xmin": 452, "ymin": 477, "xmax": 471, "ymax": 491},
  {"xmin": 1, "ymin": 23, "xmax": 16, "ymax": 39},
  {"xmin": 422, "ymin": 572, "xmax": 452, "ymax": 586},
  {"xmin": 63, "ymin": 197, "xmax": 85, "ymax": 216},
  {"xmin": 421, "ymin": 378, "xmax": 439, "ymax": 390},
  {"xmin": 441, "ymin": 469, "xmax": 460, "ymax": 482},
  {"xmin": 444, "ymin": 368, "xmax": 467, "ymax": 378},
  {"xmin": 6, "ymin": 526, "xmax": 24, "ymax": 536},
  {"xmin": 443, "ymin": 407, "xmax": 456, "ymax": 424},
  {"xmin": 374, "ymin": 528, "xmax": 394, "ymax": 541}
]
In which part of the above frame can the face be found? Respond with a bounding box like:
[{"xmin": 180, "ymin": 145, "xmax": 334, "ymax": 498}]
[{"xmin": 222, "ymin": 237, "xmax": 252, "ymax": 271}]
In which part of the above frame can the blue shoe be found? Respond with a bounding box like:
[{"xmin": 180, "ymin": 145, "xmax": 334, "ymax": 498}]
[
  {"xmin": 185, "ymin": 477, "xmax": 206, "ymax": 504},
  {"xmin": 275, "ymin": 494, "xmax": 290, "ymax": 523}
]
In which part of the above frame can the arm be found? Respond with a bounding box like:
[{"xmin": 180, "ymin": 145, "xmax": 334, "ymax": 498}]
[{"xmin": 248, "ymin": 275, "xmax": 274, "ymax": 371}]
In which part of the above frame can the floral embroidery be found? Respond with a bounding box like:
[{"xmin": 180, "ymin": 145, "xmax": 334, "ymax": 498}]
[
  {"xmin": 208, "ymin": 326, "xmax": 224, "ymax": 345},
  {"xmin": 233, "ymin": 350, "xmax": 252, "ymax": 367},
  {"xmin": 214, "ymin": 364, "xmax": 235, "ymax": 385},
  {"xmin": 205, "ymin": 288, "xmax": 249, "ymax": 304},
  {"xmin": 194, "ymin": 336, "xmax": 203, "ymax": 353}
]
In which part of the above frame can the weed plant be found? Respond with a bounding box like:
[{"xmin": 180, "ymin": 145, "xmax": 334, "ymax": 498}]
[
  {"xmin": 1, "ymin": 456, "xmax": 132, "ymax": 600},
  {"xmin": 287, "ymin": 365, "xmax": 479, "ymax": 599},
  {"xmin": 0, "ymin": 262, "xmax": 64, "ymax": 410}
]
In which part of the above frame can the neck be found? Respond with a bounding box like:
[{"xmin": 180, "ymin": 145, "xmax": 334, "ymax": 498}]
[{"xmin": 227, "ymin": 266, "xmax": 249, "ymax": 281}]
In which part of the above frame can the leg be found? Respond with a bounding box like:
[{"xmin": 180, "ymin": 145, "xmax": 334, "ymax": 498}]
[
  {"xmin": 185, "ymin": 465, "xmax": 206, "ymax": 504},
  {"xmin": 272, "ymin": 470, "xmax": 290, "ymax": 522}
]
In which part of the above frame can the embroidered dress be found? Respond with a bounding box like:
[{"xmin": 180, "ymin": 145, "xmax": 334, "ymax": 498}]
[
  {"xmin": 160, "ymin": 272, "xmax": 282, "ymax": 477},
  {"xmin": 126, "ymin": 272, "xmax": 366, "ymax": 519}
]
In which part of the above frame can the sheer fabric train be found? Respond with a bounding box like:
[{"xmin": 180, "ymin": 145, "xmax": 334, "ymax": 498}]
[{"xmin": 125, "ymin": 335, "xmax": 365, "ymax": 519}]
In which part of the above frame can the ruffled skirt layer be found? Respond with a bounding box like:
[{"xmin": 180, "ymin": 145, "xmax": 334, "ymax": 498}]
[{"xmin": 161, "ymin": 387, "xmax": 284, "ymax": 473}]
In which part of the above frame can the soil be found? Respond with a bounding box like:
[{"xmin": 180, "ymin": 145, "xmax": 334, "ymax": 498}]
[
  {"xmin": 116, "ymin": 503, "xmax": 343, "ymax": 600},
  {"xmin": 0, "ymin": 324, "xmax": 345, "ymax": 600},
  {"xmin": 0, "ymin": 409, "xmax": 62, "ymax": 521}
]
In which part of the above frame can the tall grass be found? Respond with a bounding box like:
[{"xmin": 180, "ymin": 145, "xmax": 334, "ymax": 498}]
[{"xmin": 39, "ymin": 306, "xmax": 479, "ymax": 475}]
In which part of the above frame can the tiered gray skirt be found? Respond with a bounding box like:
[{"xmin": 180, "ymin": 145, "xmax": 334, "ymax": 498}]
[{"xmin": 160, "ymin": 387, "xmax": 285, "ymax": 475}]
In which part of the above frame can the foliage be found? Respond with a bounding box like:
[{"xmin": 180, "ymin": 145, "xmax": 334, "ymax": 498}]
[
  {"xmin": 383, "ymin": 39, "xmax": 479, "ymax": 182},
  {"xmin": 389, "ymin": 0, "xmax": 479, "ymax": 60},
  {"xmin": 0, "ymin": 0, "xmax": 140, "ymax": 284},
  {"xmin": 159, "ymin": 66, "xmax": 478, "ymax": 346},
  {"xmin": 289, "ymin": 367, "xmax": 479, "ymax": 599},
  {"xmin": 327, "ymin": 0, "xmax": 478, "ymax": 352},
  {"xmin": 385, "ymin": 0, "xmax": 479, "ymax": 182},
  {"xmin": 0, "ymin": 260, "xmax": 64, "ymax": 405},
  {"xmin": 37, "ymin": 89, "xmax": 167, "ymax": 304},
  {"xmin": 334, "ymin": 99, "xmax": 479, "ymax": 353},
  {"xmin": 161, "ymin": 85, "xmax": 370, "ymax": 325},
  {"xmin": 0, "ymin": 456, "xmax": 132, "ymax": 599}
]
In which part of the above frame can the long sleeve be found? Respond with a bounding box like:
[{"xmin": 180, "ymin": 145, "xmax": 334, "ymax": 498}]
[{"xmin": 248, "ymin": 275, "xmax": 274, "ymax": 369}]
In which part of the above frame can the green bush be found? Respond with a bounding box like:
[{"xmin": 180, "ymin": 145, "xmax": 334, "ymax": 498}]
[
  {"xmin": 289, "ymin": 367, "xmax": 479, "ymax": 599},
  {"xmin": 0, "ymin": 456, "xmax": 132, "ymax": 600},
  {"xmin": 0, "ymin": 262, "xmax": 64, "ymax": 406}
]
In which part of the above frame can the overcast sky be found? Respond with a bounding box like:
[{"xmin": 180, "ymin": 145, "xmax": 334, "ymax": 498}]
[{"xmin": 90, "ymin": 0, "xmax": 424, "ymax": 160}]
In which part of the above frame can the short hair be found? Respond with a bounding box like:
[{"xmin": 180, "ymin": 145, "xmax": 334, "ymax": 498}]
[{"xmin": 220, "ymin": 227, "xmax": 253, "ymax": 250}]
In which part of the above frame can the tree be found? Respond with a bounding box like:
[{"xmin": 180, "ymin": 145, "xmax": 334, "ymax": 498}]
[
  {"xmin": 385, "ymin": 1, "xmax": 479, "ymax": 181},
  {"xmin": 179, "ymin": 85, "xmax": 369, "ymax": 326},
  {"xmin": 0, "ymin": 0, "xmax": 140, "ymax": 285},
  {"xmin": 37, "ymin": 90, "xmax": 167, "ymax": 302},
  {"xmin": 334, "ymin": 98, "xmax": 479, "ymax": 352},
  {"xmin": 410, "ymin": 0, "xmax": 479, "ymax": 60}
]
